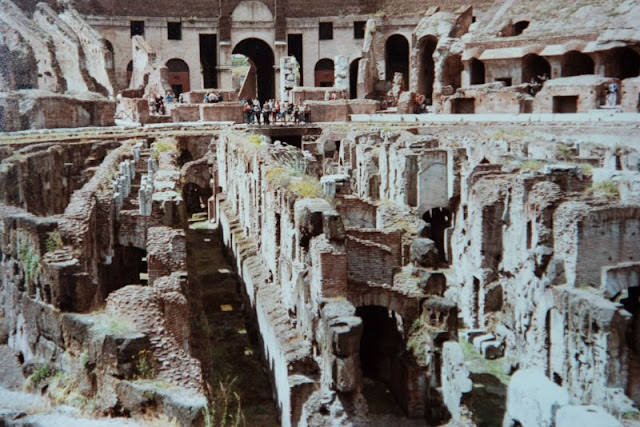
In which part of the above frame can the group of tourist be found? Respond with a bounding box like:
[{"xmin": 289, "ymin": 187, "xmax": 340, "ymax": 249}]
[
  {"xmin": 241, "ymin": 98, "xmax": 311, "ymax": 125},
  {"xmin": 204, "ymin": 92, "xmax": 222, "ymax": 103}
]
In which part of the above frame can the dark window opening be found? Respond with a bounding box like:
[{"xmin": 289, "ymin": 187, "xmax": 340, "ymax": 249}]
[
  {"xmin": 354, "ymin": 21, "xmax": 366, "ymax": 39},
  {"xmin": 495, "ymin": 77, "xmax": 512, "ymax": 86},
  {"xmin": 606, "ymin": 47, "xmax": 640, "ymax": 79},
  {"xmin": 452, "ymin": 98, "xmax": 475, "ymax": 114},
  {"xmin": 470, "ymin": 58, "xmax": 485, "ymax": 85},
  {"xmin": 168, "ymin": 22, "xmax": 182, "ymax": 40},
  {"xmin": 183, "ymin": 183, "xmax": 212, "ymax": 216},
  {"xmin": 562, "ymin": 51, "xmax": 594, "ymax": 77},
  {"xmin": 200, "ymin": 34, "xmax": 218, "ymax": 88},
  {"xmin": 287, "ymin": 34, "xmax": 303, "ymax": 85},
  {"xmin": 522, "ymin": 54, "xmax": 551, "ymax": 84},
  {"xmin": 473, "ymin": 277, "xmax": 480, "ymax": 328},
  {"xmin": 422, "ymin": 207, "xmax": 451, "ymax": 263},
  {"xmin": 130, "ymin": 20, "xmax": 144, "ymax": 37},
  {"xmin": 319, "ymin": 22, "xmax": 333, "ymax": 40},
  {"xmin": 417, "ymin": 35, "xmax": 437, "ymax": 102},
  {"xmin": 314, "ymin": 58, "xmax": 334, "ymax": 87},
  {"xmin": 553, "ymin": 96, "xmax": 578, "ymax": 113},
  {"xmin": 513, "ymin": 20, "xmax": 529, "ymax": 35},
  {"xmin": 527, "ymin": 221, "xmax": 532, "ymax": 249},
  {"xmin": 349, "ymin": 58, "xmax": 361, "ymax": 99}
]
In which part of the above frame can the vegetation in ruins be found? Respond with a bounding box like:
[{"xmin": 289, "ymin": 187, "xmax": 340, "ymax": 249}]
[
  {"xmin": 90, "ymin": 313, "xmax": 138, "ymax": 337},
  {"xmin": 266, "ymin": 167, "xmax": 324, "ymax": 198},
  {"xmin": 203, "ymin": 376, "xmax": 245, "ymax": 427},
  {"xmin": 45, "ymin": 231, "xmax": 64, "ymax": 252},
  {"xmin": 133, "ymin": 349, "xmax": 155, "ymax": 380},
  {"xmin": 153, "ymin": 138, "xmax": 178, "ymax": 161},
  {"xmin": 18, "ymin": 238, "xmax": 41, "ymax": 287},
  {"xmin": 555, "ymin": 144, "xmax": 575, "ymax": 161},
  {"xmin": 586, "ymin": 180, "xmax": 620, "ymax": 199},
  {"xmin": 26, "ymin": 364, "xmax": 55, "ymax": 390},
  {"xmin": 520, "ymin": 160, "xmax": 542, "ymax": 172}
]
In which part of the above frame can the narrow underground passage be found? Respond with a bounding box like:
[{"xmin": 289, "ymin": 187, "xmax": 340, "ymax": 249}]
[
  {"xmin": 185, "ymin": 217, "xmax": 279, "ymax": 425},
  {"xmin": 356, "ymin": 305, "xmax": 408, "ymax": 417}
]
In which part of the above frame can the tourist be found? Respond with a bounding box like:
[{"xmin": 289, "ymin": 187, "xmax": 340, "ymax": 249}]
[
  {"xmin": 242, "ymin": 99, "xmax": 251, "ymax": 124},
  {"xmin": 271, "ymin": 100, "xmax": 277, "ymax": 124},
  {"xmin": 148, "ymin": 96, "xmax": 156, "ymax": 114},
  {"xmin": 294, "ymin": 104, "xmax": 300, "ymax": 124},
  {"xmin": 262, "ymin": 100, "xmax": 271, "ymax": 125},
  {"xmin": 253, "ymin": 101, "xmax": 262, "ymax": 125},
  {"xmin": 303, "ymin": 103, "xmax": 311, "ymax": 123},
  {"xmin": 286, "ymin": 102, "xmax": 294, "ymax": 124},
  {"xmin": 178, "ymin": 93, "xmax": 184, "ymax": 103},
  {"xmin": 607, "ymin": 82, "xmax": 619, "ymax": 107},
  {"xmin": 166, "ymin": 92, "xmax": 174, "ymax": 103}
]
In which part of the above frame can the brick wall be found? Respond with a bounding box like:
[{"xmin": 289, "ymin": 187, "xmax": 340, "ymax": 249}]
[{"xmin": 346, "ymin": 229, "xmax": 403, "ymax": 285}]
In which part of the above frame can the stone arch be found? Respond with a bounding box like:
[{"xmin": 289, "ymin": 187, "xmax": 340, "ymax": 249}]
[
  {"xmin": 417, "ymin": 35, "xmax": 438, "ymax": 103},
  {"xmin": 606, "ymin": 47, "xmax": 640, "ymax": 79},
  {"xmin": 166, "ymin": 58, "xmax": 190, "ymax": 95},
  {"xmin": 522, "ymin": 53, "xmax": 551, "ymax": 83},
  {"xmin": 385, "ymin": 34, "xmax": 409, "ymax": 89},
  {"xmin": 561, "ymin": 51, "xmax": 594, "ymax": 77},
  {"xmin": 314, "ymin": 58, "xmax": 334, "ymax": 87},
  {"xmin": 231, "ymin": 0, "xmax": 273, "ymax": 22},
  {"xmin": 349, "ymin": 57, "xmax": 361, "ymax": 99},
  {"xmin": 232, "ymin": 38, "xmax": 275, "ymax": 102},
  {"xmin": 470, "ymin": 57, "xmax": 485, "ymax": 85},
  {"xmin": 103, "ymin": 39, "xmax": 114, "ymax": 70}
]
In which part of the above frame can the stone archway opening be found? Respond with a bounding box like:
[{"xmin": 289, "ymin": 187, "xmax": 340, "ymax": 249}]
[
  {"xmin": 522, "ymin": 54, "xmax": 551, "ymax": 83},
  {"xmin": 385, "ymin": 34, "xmax": 409, "ymax": 90},
  {"xmin": 561, "ymin": 51, "xmax": 594, "ymax": 77},
  {"xmin": 232, "ymin": 38, "xmax": 275, "ymax": 103},
  {"xmin": 356, "ymin": 305, "xmax": 407, "ymax": 414},
  {"xmin": 422, "ymin": 207, "xmax": 451, "ymax": 264},
  {"xmin": 606, "ymin": 47, "xmax": 640, "ymax": 79},
  {"xmin": 314, "ymin": 58, "xmax": 335, "ymax": 87},
  {"xmin": 470, "ymin": 57, "xmax": 485, "ymax": 85},
  {"xmin": 166, "ymin": 58, "xmax": 190, "ymax": 96},
  {"xmin": 103, "ymin": 40, "xmax": 114, "ymax": 70},
  {"xmin": 183, "ymin": 182, "xmax": 212, "ymax": 216},
  {"xmin": 349, "ymin": 58, "xmax": 361, "ymax": 99},
  {"xmin": 417, "ymin": 35, "xmax": 438, "ymax": 104}
]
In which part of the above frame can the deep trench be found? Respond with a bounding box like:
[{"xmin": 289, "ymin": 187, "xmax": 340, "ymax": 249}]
[{"xmin": 185, "ymin": 221, "xmax": 279, "ymax": 426}]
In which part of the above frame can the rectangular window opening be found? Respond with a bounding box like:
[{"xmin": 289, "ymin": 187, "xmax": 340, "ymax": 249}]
[
  {"xmin": 168, "ymin": 22, "xmax": 182, "ymax": 40},
  {"xmin": 319, "ymin": 22, "xmax": 333, "ymax": 40},
  {"xmin": 354, "ymin": 21, "xmax": 366, "ymax": 39}
]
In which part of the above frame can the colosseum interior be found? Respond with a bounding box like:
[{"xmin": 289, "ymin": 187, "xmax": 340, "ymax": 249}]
[{"xmin": 1, "ymin": 0, "xmax": 640, "ymax": 426}]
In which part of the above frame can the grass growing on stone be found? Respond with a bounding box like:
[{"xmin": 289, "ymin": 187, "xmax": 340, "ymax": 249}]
[
  {"xmin": 407, "ymin": 318, "xmax": 431, "ymax": 367},
  {"xmin": 520, "ymin": 160, "xmax": 542, "ymax": 172},
  {"xmin": 45, "ymin": 231, "xmax": 64, "ymax": 252},
  {"xmin": 18, "ymin": 238, "xmax": 41, "ymax": 286},
  {"xmin": 91, "ymin": 314, "xmax": 138, "ymax": 337},
  {"xmin": 26, "ymin": 364, "xmax": 55, "ymax": 389},
  {"xmin": 460, "ymin": 339, "xmax": 511, "ymax": 385},
  {"xmin": 586, "ymin": 180, "xmax": 619, "ymax": 199},
  {"xmin": 265, "ymin": 166, "xmax": 324, "ymax": 199}
]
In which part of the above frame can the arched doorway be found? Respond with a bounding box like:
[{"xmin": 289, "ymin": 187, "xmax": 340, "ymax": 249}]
[
  {"xmin": 356, "ymin": 305, "xmax": 407, "ymax": 414},
  {"xmin": 349, "ymin": 58, "xmax": 361, "ymax": 99},
  {"xmin": 166, "ymin": 58, "xmax": 190, "ymax": 96},
  {"xmin": 232, "ymin": 38, "xmax": 275, "ymax": 103},
  {"xmin": 442, "ymin": 55, "xmax": 463, "ymax": 91},
  {"xmin": 470, "ymin": 58, "xmax": 485, "ymax": 85},
  {"xmin": 314, "ymin": 58, "xmax": 334, "ymax": 87},
  {"xmin": 103, "ymin": 40, "xmax": 114, "ymax": 70},
  {"xmin": 385, "ymin": 34, "xmax": 409, "ymax": 90},
  {"xmin": 183, "ymin": 182, "xmax": 212, "ymax": 215},
  {"xmin": 606, "ymin": 47, "xmax": 640, "ymax": 79},
  {"xmin": 561, "ymin": 51, "xmax": 594, "ymax": 77},
  {"xmin": 417, "ymin": 35, "xmax": 437, "ymax": 103},
  {"xmin": 522, "ymin": 54, "xmax": 551, "ymax": 83}
]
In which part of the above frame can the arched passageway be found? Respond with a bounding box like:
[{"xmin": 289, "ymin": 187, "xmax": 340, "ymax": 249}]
[
  {"xmin": 232, "ymin": 38, "xmax": 275, "ymax": 103},
  {"xmin": 314, "ymin": 58, "xmax": 335, "ymax": 87},
  {"xmin": 166, "ymin": 58, "xmax": 190, "ymax": 95},
  {"xmin": 561, "ymin": 51, "xmax": 594, "ymax": 77},
  {"xmin": 422, "ymin": 207, "xmax": 451, "ymax": 264},
  {"xmin": 417, "ymin": 35, "xmax": 437, "ymax": 103},
  {"xmin": 183, "ymin": 183, "xmax": 212, "ymax": 216},
  {"xmin": 385, "ymin": 34, "xmax": 409, "ymax": 90},
  {"xmin": 522, "ymin": 54, "xmax": 551, "ymax": 83},
  {"xmin": 357, "ymin": 305, "xmax": 407, "ymax": 414},
  {"xmin": 103, "ymin": 40, "xmax": 114, "ymax": 70},
  {"xmin": 606, "ymin": 47, "xmax": 640, "ymax": 79},
  {"xmin": 470, "ymin": 57, "xmax": 485, "ymax": 85},
  {"xmin": 349, "ymin": 58, "xmax": 361, "ymax": 99}
]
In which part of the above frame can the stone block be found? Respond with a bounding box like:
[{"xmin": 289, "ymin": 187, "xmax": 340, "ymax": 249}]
[
  {"xmin": 170, "ymin": 104, "xmax": 200, "ymax": 122},
  {"xmin": 329, "ymin": 316, "xmax": 362, "ymax": 357},
  {"xmin": 442, "ymin": 341, "xmax": 472, "ymax": 420},
  {"xmin": 555, "ymin": 405, "xmax": 621, "ymax": 427},
  {"xmin": 503, "ymin": 369, "xmax": 569, "ymax": 427},
  {"xmin": 410, "ymin": 238, "xmax": 440, "ymax": 267},
  {"xmin": 199, "ymin": 102, "xmax": 243, "ymax": 123}
]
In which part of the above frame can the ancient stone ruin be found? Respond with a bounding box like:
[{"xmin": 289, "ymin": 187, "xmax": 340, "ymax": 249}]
[{"xmin": 1, "ymin": 0, "xmax": 640, "ymax": 426}]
